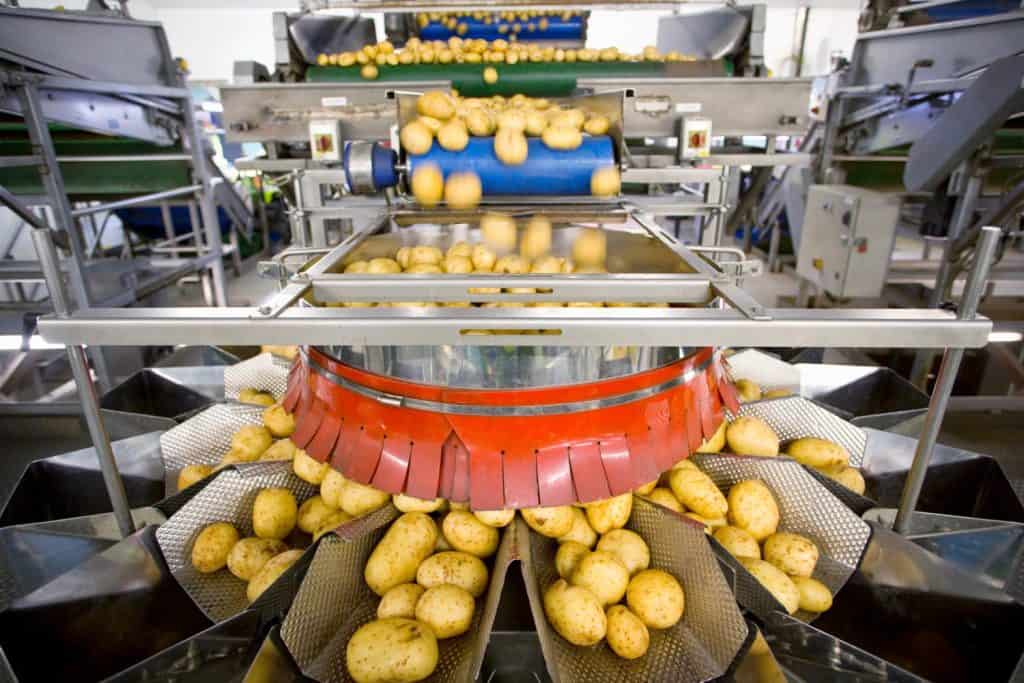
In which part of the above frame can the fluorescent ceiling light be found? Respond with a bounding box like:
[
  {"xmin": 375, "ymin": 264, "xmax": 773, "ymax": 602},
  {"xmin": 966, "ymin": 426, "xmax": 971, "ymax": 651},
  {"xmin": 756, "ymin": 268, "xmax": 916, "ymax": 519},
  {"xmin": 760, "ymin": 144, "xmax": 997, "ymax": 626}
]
[
  {"xmin": 0, "ymin": 335, "xmax": 65, "ymax": 351},
  {"xmin": 988, "ymin": 331, "xmax": 1023, "ymax": 343}
]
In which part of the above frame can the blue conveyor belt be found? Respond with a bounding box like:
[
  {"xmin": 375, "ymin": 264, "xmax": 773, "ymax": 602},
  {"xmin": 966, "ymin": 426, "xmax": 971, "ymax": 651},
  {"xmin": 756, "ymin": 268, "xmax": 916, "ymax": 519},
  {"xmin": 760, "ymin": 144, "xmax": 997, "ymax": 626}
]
[{"xmin": 419, "ymin": 16, "xmax": 584, "ymax": 42}]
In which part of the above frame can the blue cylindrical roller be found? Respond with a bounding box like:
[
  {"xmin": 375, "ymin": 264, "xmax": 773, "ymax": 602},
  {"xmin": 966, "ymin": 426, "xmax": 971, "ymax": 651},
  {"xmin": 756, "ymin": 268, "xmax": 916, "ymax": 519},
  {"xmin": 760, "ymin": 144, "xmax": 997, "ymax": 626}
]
[
  {"xmin": 407, "ymin": 136, "xmax": 614, "ymax": 196},
  {"xmin": 419, "ymin": 16, "xmax": 584, "ymax": 42}
]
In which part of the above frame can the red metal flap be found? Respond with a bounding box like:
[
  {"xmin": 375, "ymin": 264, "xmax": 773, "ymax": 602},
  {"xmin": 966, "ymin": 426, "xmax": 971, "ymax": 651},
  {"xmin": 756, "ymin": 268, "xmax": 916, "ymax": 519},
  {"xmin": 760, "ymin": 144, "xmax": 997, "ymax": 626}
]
[
  {"xmin": 536, "ymin": 444, "xmax": 575, "ymax": 506},
  {"xmin": 372, "ymin": 435, "xmax": 412, "ymax": 494},
  {"xmin": 569, "ymin": 441, "xmax": 611, "ymax": 503},
  {"xmin": 599, "ymin": 435, "xmax": 634, "ymax": 495},
  {"xmin": 292, "ymin": 397, "xmax": 326, "ymax": 449},
  {"xmin": 502, "ymin": 445, "xmax": 540, "ymax": 509},
  {"xmin": 347, "ymin": 425, "xmax": 385, "ymax": 484},
  {"xmin": 405, "ymin": 437, "xmax": 446, "ymax": 501},
  {"xmin": 438, "ymin": 433, "xmax": 461, "ymax": 501},
  {"xmin": 332, "ymin": 419, "xmax": 364, "ymax": 478},
  {"xmin": 469, "ymin": 447, "xmax": 504, "ymax": 511},
  {"xmin": 626, "ymin": 430, "xmax": 661, "ymax": 490},
  {"xmin": 682, "ymin": 384, "xmax": 702, "ymax": 454},
  {"xmin": 306, "ymin": 411, "xmax": 342, "ymax": 462}
]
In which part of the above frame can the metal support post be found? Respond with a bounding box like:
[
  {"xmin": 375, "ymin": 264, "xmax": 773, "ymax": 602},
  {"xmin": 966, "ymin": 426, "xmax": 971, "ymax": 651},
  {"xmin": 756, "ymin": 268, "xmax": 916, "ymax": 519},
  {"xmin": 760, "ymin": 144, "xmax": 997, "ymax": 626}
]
[
  {"xmin": 893, "ymin": 226, "xmax": 1000, "ymax": 535},
  {"xmin": 701, "ymin": 168, "xmax": 729, "ymax": 247},
  {"xmin": 30, "ymin": 227, "xmax": 135, "ymax": 539}
]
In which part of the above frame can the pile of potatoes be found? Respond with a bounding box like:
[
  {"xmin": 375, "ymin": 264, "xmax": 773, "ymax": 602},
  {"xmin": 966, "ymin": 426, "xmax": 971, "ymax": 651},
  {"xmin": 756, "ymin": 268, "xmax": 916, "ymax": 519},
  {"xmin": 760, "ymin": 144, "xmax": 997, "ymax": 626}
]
[
  {"xmin": 415, "ymin": 10, "xmax": 584, "ymax": 33},
  {"xmin": 317, "ymin": 37, "xmax": 696, "ymax": 77},
  {"xmin": 405, "ymin": 90, "xmax": 621, "ymax": 207}
]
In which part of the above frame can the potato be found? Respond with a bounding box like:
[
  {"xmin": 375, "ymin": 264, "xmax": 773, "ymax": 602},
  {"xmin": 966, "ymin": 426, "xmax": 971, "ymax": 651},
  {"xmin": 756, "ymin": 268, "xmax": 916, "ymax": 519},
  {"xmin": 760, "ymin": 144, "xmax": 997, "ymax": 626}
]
[
  {"xmin": 519, "ymin": 215, "xmax": 552, "ymax": 260},
  {"xmin": 442, "ymin": 510, "xmax": 499, "ymax": 557},
  {"xmin": 227, "ymin": 537, "xmax": 288, "ymax": 581},
  {"xmin": 524, "ymin": 109, "xmax": 548, "ymax": 136},
  {"xmin": 410, "ymin": 163, "xmax": 444, "ymax": 208},
  {"xmin": 646, "ymin": 488, "xmax": 683, "ymax": 513},
  {"xmin": 726, "ymin": 416, "xmax": 780, "ymax": 457},
  {"xmin": 313, "ymin": 510, "xmax": 352, "ymax": 541},
  {"xmin": 763, "ymin": 532, "xmax": 819, "ymax": 578},
  {"xmin": 239, "ymin": 388, "xmax": 275, "ymax": 407},
  {"xmin": 365, "ymin": 512, "xmax": 438, "ymax": 595},
  {"xmin": 571, "ymin": 228, "xmax": 606, "ymax": 268},
  {"xmin": 400, "ymin": 120, "xmax": 433, "ymax": 155},
  {"xmin": 437, "ymin": 118, "xmax": 469, "ymax": 151},
  {"xmin": 394, "ymin": 247, "xmax": 412, "ymax": 269},
  {"xmin": 749, "ymin": 628, "xmax": 771, "ymax": 656},
  {"xmin": 368, "ymin": 257, "xmax": 402, "ymax": 274},
  {"xmin": 417, "ymin": 116, "xmax": 443, "ymax": 135},
  {"xmin": 346, "ymin": 618, "xmax": 438, "ymax": 683},
  {"xmin": 596, "ymin": 529, "xmax": 650, "ymax": 576},
  {"xmin": 483, "ymin": 66, "xmax": 498, "ymax": 84},
  {"xmin": 493, "ymin": 254, "xmax": 530, "ymax": 274},
  {"xmin": 494, "ymin": 127, "xmax": 528, "ymax": 165},
  {"xmin": 191, "ymin": 522, "xmax": 240, "ymax": 573},
  {"xmin": 177, "ymin": 464, "xmax": 213, "ymax": 491},
  {"xmin": 606, "ymin": 605, "xmax": 650, "ymax": 660},
  {"xmin": 712, "ymin": 525, "xmax": 761, "ymax": 560},
  {"xmin": 496, "ymin": 108, "xmax": 526, "ymax": 131},
  {"xmin": 785, "ymin": 437, "xmax": 850, "ymax": 470},
  {"xmin": 549, "ymin": 108, "xmax": 585, "ymax": 130},
  {"xmin": 727, "ymin": 480, "xmax": 779, "ymax": 541},
  {"xmin": 542, "ymin": 124, "xmax": 583, "ymax": 151},
  {"xmin": 253, "ymin": 488, "xmax": 298, "ymax": 540},
  {"xmin": 415, "ymin": 584, "xmax": 476, "ymax": 638},
  {"xmin": 441, "ymin": 254, "xmax": 473, "ymax": 274},
  {"xmin": 696, "ymin": 421, "xmax": 727, "ymax": 454},
  {"xmin": 417, "ymin": 90, "xmax": 456, "ymax": 120},
  {"xmin": 247, "ymin": 549, "xmax": 304, "ymax": 603},
  {"xmin": 403, "ymin": 265, "xmax": 442, "ymax": 275},
  {"xmin": 360, "ymin": 64, "xmax": 378, "ymax": 80},
  {"xmin": 823, "ymin": 465, "xmax": 866, "ymax": 495},
  {"xmin": 480, "ymin": 212, "xmax": 517, "ymax": 252},
  {"xmin": 345, "ymin": 261, "xmax": 370, "ymax": 274},
  {"xmin": 634, "ymin": 480, "xmax": 658, "ymax": 496},
  {"xmin": 626, "ymin": 569, "xmax": 685, "ymax": 629},
  {"xmin": 583, "ymin": 115, "xmax": 610, "ymax": 136},
  {"xmin": 341, "ymin": 480, "xmax": 391, "ymax": 516},
  {"xmin": 444, "ymin": 171, "xmax": 482, "ymax": 210},
  {"xmin": 409, "ymin": 245, "xmax": 443, "ymax": 266},
  {"xmin": 737, "ymin": 558, "xmax": 799, "ymax": 614},
  {"xmin": 557, "ymin": 507, "xmax": 597, "ymax": 547},
  {"xmin": 763, "ymin": 388, "xmax": 793, "ymax": 399},
  {"xmin": 469, "ymin": 245, "xmax": 497, "ymax": 274},
  {"xmin": 319, "ymin": 468, "xmax": 347, "ymax": 508},
  {"xmin": 416, "ymin": 551, "xmax": 489, "ymax": 597},
  {"xmin": 377, "ymin": 583, "xmax": 425, "ymax": 619},
  {"xmin": 447, "ymin": 241, "xmax": 473, "ymax": 260},
  {"xmin": 584, "ymin": 493, "xmax": 632, "ymax": 534},
  {"xmin": 590, "ymin": 166, "xmax": 620, "ymax": 197},
  {"xmin": 555, "ymin": 541, "xmax": 590, "ymax": 579},
  {"xmin": 294, "ymin": 449, "xmax": 330, "ymax": 485},
  {"xmin": 474, "ymin": 509, "xmax": 515, "ymax": 527},
  {"xmin": 393, "ymin": 493, "xmax": 444, "ymax": 513},
  {"xmin": 543, "ymin": 579, "xmax": 607, "ymax": 646},
  {"xmin": 297, "ymin": 495, "xmax": 336, "ymax": 534},
  {"xmin": 219, "ymin": 449, "xmax": 248, "ymax": 467},
  {"xmin": 792, "ymin": 576, "xmax": 833, "ymax": 613},
  {"xmin": 231, "ymin": 425, "xmax": 273, "ymax": 462},
  {"xmin": 669, "ymin": 466, "xmax": 728, "ymax": 519},
  {"xmin": 261, "ymin": 405, "xmax": 295, "ymax": 439},
  {"xmin": 466, "ymin": 108, "xmax": 495, "ymax": 136},
  {"xmin": 734, "ymin": 379, "xmax": 762, "ymax": 402},
  {"xmin": 570, "ymin": 550, "xmax": 629, "ymax": 605},
  {"xmin": 260, "ymin": 438, "xmax": 296, "ymax": 462},
  {"xmin": 521, "ymin": 505, "xmax": 575, "ymax": 537}
]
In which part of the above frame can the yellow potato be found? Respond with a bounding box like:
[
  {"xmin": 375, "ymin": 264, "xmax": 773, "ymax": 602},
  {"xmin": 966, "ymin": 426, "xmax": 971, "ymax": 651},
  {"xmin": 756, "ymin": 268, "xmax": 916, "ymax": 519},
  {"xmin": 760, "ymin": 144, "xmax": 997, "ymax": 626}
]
[
  {"xmin": 557, "ymin": 507, "xmax": 597, "ymax": 547},
  {"xmin": 297, "ymin": 495, "xmax": 336, "ymax": 534},
  {"xmin": 763, "ymin": 388, "xmax": 793, "ymax": 399},
  {"xmin": 293, "ymin": 449, "xmax": 330, "ymax": 485},
  {"xmin": 520, "ymin": 215, "xmax": 552, "ymax": 259},
  {"xmin": 792, "ymin": 576, "xmax": 833, "ymax": 612},
  {"xmin": 345, "ymin": 261, "xmax": 370, "ymax": 274},
  {"xmin": 822, "ymin": 465, "xmax": 866, "ymax": 495},
  {"xmin": 465, "ymin": 108, "xmax": 495, "ymax": 136},
  {"xmin": 750, "ymin": 628, "xmax": 771, "ymax": 656},
  {"xmin": 584, "ymin": 493, "xmax": 632, "ymax": 534},
  {"xmin": 262, "ymin": 405, "xmax": 295, "ymax": 439},
  {"xmin": 191, "ymin": 522, "xmax": 240, "ymax": 573},
  {"xmin": 368, "ymin": 257, "xmax": 402, "ymax": 274},
  {"xmin": 596, "ymin": 529, "xmax": 650, "ymax": 576},
  {"xmin": 633, "ymin": 480, "xmax": 657, "ymax": 496},
  {"xmin": 231, "ymin": 425, "xmax": 273, "ymax": 462},
  {"xmin": 346, "ymin": 618, "xmax": 438, "ymax": 683},
  {"xmin": 645, "ymin": 487, "xmax": 684, "ymax": 513},
  {"xmin": 727, "ymin": 479, "xmax": 779, "ymax": 541},
  {"xmin": 447, "ymin": 241, "xmax": 473, "ymax": 259},
  {"xmin": 583, "ymin": 115, "xmax": 610, "ymax": 136},
  {"xmin": 668, "ymin": 466, "xmax": 728, "ymax": 519},
  {"xmin": 393, "ymin": 493, "xmax": 444, "ymax": 513},
  {"xmin": 549, "ymin": 108, "xmax": 585, "ymax": 130},
  {"xmin": 411, "ymin": 163, "xmax": 444, "ymax": 208},
  {"xmin": 394, "ymin": 247, "xmax": 412, "ymax": 269},
  {"xmin": 377, "ymin": 583, "xmax": 425, "ymax": 619},
  {"xmin": 365, "ymin": 512, "xmax": 438, "ymax": 595},
  {"xmin": 416, "ymin": 551, "xmax": 489, "ymax": 597},
  {"xmin": 590, "ymin": 166, "xmax": 620, "ymax": 197},
  {"xmin": 726, "ymin": 416, "xmax": 780, "ymax": 457},
  {"xmin": 737, "ymin": 557, "xmax": 800, "ymax": 614},
  {"xmin": 713, "ymin": 525, "xmax": 761, "ymax": 560},
  {"xmin": 399, "ymin": 120, "xmax": 433, "ymax": 155},
  {"xmin": 555, "ymin": 540, "xmax": 590, "ymax": 579},
  {"xmin": 313, "ymin": 510, "xmax": 352, "ymax": 541},
  {"xmin": 763, "ymin": 532, "xmax": 819, "ymax": 578},
  {"xmin": 571, "ymin": 228, "xmax": 606, "ymax": 268},
  {"xmin": 519, "ymin": 505, "xmax": 573, "ymax": 537},
  {"xmin": 239, "ymin": 388, "xmax": 275, "ymax": 407},
  {"xmin": 437, "ymin": 118, "xmax": 469, "ymax": 151},
  {"xmin": 496, "ymin": 108, "xmax": 526, "ymax": 131},
  {"xmin": 417, "ymin": 116, "xmax": 443, "ymax": 134},
  {"xmin": 474, "ymin": 509, "xmax": 515, "ymax": 527},
  {"xmin": 253, "ymin": 487, "xmax": 298, "ymax": 540},
  {"xmin": 340, "ymin": 480, "xmax": 391, "ymax": 516},
  {"xmin": 247, "ymin": 549, "xmax": 304, "ymax": 602},
  {"xmin": 259, "ymin": 438, "xmax": 296, "ymax": 462},
  {"xmin": 442, "ymin": 510, "xmax": 500, "ymax": 557},
  {"xmin": 734, "ymin": 379, "xmax": 763, "ymax": 402},
  {"xmin": 606, "ymin": 605, "xmax": 650, "ymax": 660},
  {"xmin": 483, "ymin": 66, "xmax": 498, "ymax": 84},
  {"xmin": 570, "ymin": 550, "xmax": 629, "ymax": 605},
  {"xmin": 360, "ymin": 64, "xmax": 378, "ymax": 80},
  {"xmin": 542, "ymin": 124, "xmax": 583, "ymax": 151},
  {"xmin": 444, "ymin": 171, "xmax": 482, "ymax": 210},
  {"xmin": 320, "ymin": 468, "xmax": 347, "ymax": 509},
  {"xmin": 524, "ymin": 109, "xmax": 548, "ymax": 136},
  {"xmin": 626, "ymin": 569, "xmax": 685, "ymax": 629},
  {"xmin": 696, "ymin": 421, "xmax": 727, "ymax": 453},
  {"xmin": 441, "ymin": 254, "xmax": 473, "ymax": 274},
  {"xmin": 480, "ymin": 212, "xmax": 517, "ymax": 252},
  {"xmin": 785, "ymin": 437, "xmax": 850, "ymax": 470},
  {"xmin": 177, "ymin": 464, "xmax": 213, "ymax": 491},
  {"xmin": 543, "ymin": 579, "xmax": 607, "ymax": 646},
  {"xmin": 415, "ymin": 584, "xmax": 475, "ymax": 639},
  {"xmin": 417, "ymin": 90, "xmax": 456, "ymax": 120},
  {"xmin": 403, "ymin": 264, "xmax": 442, "ymax": 275},
  {"xmin": 493, "ymin": 254, "xmax": 529, "ymax": 274},
  {"xmin": 471, "ymin": 244, "xmax": 498, "ymax": 272},
  {"xmin": 227, "ymin": 537, "xmax": 288, "ymax": 581},
  {"xmin": 494, "ymin": 126, "xmax": 528, "ymax": 165},
  {"xmin": 410, "ymin": 245, "xmax": 444, "ymax": 266}
]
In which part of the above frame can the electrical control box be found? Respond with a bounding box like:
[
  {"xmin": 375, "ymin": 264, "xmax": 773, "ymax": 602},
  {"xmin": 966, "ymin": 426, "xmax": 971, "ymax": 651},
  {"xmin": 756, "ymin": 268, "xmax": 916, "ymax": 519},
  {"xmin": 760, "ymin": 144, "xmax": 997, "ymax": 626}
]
[
  {"xmin": 682, "ymin": 117, "xmax": 712, "ymax": 159},
  {"xmin": 309, "ymin": 120, "xmax": 343, "ymax": 162},
  {"xmin": 796, "ymin": 185, "xmax": 900, "ymax": 299}
]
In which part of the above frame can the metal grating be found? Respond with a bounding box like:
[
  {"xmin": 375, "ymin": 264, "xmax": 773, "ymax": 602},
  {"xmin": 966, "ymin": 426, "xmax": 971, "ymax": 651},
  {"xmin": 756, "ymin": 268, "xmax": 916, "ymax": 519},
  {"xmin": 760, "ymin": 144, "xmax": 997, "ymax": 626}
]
[
  {"xmin": 224, "ymin": 352, "xmax": 292, "ymax": 401},
  {"xmin": 160, "ymin": 403, "xmax": 267, "ymax": 493},
  {"xmin": 734, "ymin": 395, "xmax": 868, "ymax": 467}
]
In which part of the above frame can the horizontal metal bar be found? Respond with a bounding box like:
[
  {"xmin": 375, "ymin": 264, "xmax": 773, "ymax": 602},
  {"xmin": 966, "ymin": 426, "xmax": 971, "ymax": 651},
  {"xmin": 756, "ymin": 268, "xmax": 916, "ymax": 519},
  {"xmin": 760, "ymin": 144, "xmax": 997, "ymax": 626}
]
[
  {"xmin": 622, "ymin": 168, "xmax": 723, "ymax": 184},
  {"xmin": 37, "ymin": 306, "xmax": 992, "ymax": 349},
  {"xmin": 70, "ymin": 184, "xmax": 202, "ymax": 218},
  {"xmin": 57, "ymin": 154, "xmax": 192, "ymax": 163},
  {"xmin": 702, "ymin": 153, "xmax": 812, "ymax": 167},
  {"xmin": 0, "ymin": 155, "xmax": 42, "ymax": 168},
  {"xmin": 32, "ymin": 75, "xmax": 189, "ymax": 100},
  {"xmin": 308, "ymin": 0, "xmax": 713, "ymax": 9}
]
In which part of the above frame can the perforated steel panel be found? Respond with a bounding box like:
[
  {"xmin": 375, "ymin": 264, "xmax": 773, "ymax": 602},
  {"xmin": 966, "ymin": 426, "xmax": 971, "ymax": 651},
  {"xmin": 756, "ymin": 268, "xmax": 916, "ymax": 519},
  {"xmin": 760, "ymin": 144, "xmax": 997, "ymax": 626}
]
[
  {"xmin": 224, "ymin": 353, "xmax": 291, "ymax": 401},
  {"xmin": 155, "ymin": 462, "xmax": 318, "ymax": 623},
  {"xmin": 693, "ymin": 453, "xmax": 872, "ymax": 621},
  {"xmin": 724, "ymin": 349, "xmax": 800, "ymax": 394},
  {"xmin": 281, "ymin": 507, "xmax": 514, "ymax": 683},
  {"xmin": 522, "ymin": 498, "xmax": 750, "ymax": 683},
  {"xmin": 735, "ymin": 396, "xmax": 867, "ymax": 467},
  {"xmin": 160, "ymin": 403, "xmax": 266, "ymax": 493}
]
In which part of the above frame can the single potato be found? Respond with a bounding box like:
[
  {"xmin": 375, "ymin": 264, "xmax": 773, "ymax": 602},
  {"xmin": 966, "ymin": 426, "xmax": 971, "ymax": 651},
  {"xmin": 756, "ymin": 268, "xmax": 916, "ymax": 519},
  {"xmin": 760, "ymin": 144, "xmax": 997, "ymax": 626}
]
[
  {"xmin": 293, "ymin": 449, "xmax": 330, "ymax": 485},
  {"xmin": 634, "ymin": 480, "xmax": 658, "ymax": 496},
  {"xmin": 626, "ymin": 569, "xmax": 685, "ymax": 629},
  {"xmin": 570, "ymin": 550, "xmax": 630, "ymax": 606},
  {"xmin": 792, "ymin": 576, "xmax": 833, "ymax": 613},
  {"xmin": 411, "ymin": 163, "xmax": 444, "ymax": 208},
  {"xmin": 247, "ymin": 549, "xmax": 304, "ymax": 602},
  {"xmin": 260, "ymin": 438, "xmax": 296, "ymax": 462},
  {"xmin": 345, "ymin": 260, "xmax": 370, "ymax": 274},
  {"xmin": 474, "ymin": 509, "xmax": 515, "ymax": 527},
  {"xmin": 377, "ymin": 583, "xmax": 425, "ymax": 619},
  {"xmin": 696, "ymin": 421, "xmax": 727, "ymax": 454},
  {"xmin": 239, "ymin": 388, "xmax": 275, "ymax": 407},
  {"xmin": 596, "ymin": 529, "xmax": 650, "ymax": 576},
  {"xmin": 645, "ymin": 487, "xmax": 683, "ymax": 513},
  {"xmin": 557, "ymin": 507, "xmax": 597, "ymax": 547},
  {"xmin": 191, "ymin": 522, "xmax": 240, "ymax": 573},
  {"xmin": 480, "ymin": 212, "xmax": 517, "ymax": 252},
  {"xmin": 520, "ymin": 215, "xmax": 552, "ymax": 259},
  {"xmin": 313, "ymin": 510, "xmax": 352, "ymax": 541},
  {"xmin": 494, "ymin": 126, "xmax": 529, "ymax": 165},
  {"xmin": 471, "ymin": 244, "xmax": 498, "ymax": 271},
  {"xmin": 367, "ymin": 257, "xmax": 401, "ymax": 274},
  {"xmin": 734, "ymin": 379, "xmax": 763, "ymax": 402},
  {"xmin": 737, "ymin": 557, "xmax": 800, "ymax": 614},
  {"xmin": 447, "ymin": 241, "xmax": 473, "ymax": 260},
  {"xmin": 441, "ymin": 254, "xmax": 473, "ymax": 274},
  {"xmin": 584, "ymin": 493, "xmax": 632, "ymax": 534},
  {"xmin": 442, "ymin": 510, "xmax": 500, "ymax": 557},
  {"xmin": 346, "ymin": 618, "xmax": 438, "ymax": 683},
  {"xmin": 253, "ymin": 488, "xmax": 298, "ymax": 540},
  {"xmin": 393, "ymin": 493, "xmax": 445, "ymax": 513},
  {"xmin": 466, "ymin": 108, "xmax": 495, "ymax": 136},
  {"xmin": 365, "ymin": 512, "xmax": 438, "ymax": 595},
  {"xmin": 712, "ymin": 525, "xmax": 761, "ymax": 560},
  {"xmin": 590, "ymin": 166, "xmax": 620, "ymax": 197},
  {"xmin": 555, "ymin": 541, "xmax": 591, "ymax": 580},
  {"xmin": 231, "ymin": 425, "xmax": 273, "ymax": 462},
  {"xmin": 227, "ymin": 537, "xmax": 288, "ymax": 581},
  {"xmin": 297, "ymin": 495, "xmax": 336, "ymax": 534},
  {"xmin": 725, "ymin": 416, "xmax": 780, "ymax": 457},
  {"xmin": 763, "ymin": 388, "xmax": 793, "ymax": 399},
  {"xmin": 521, "ymin": 505, "xmax": 575, "ymax": 538},
  {"xmin": 543, "ymin": 579, "xmax": 607, "ymax": 646},
  {"xmin": 785, "ymin": 437, "xmax": 851, "ymax": 470},
  {"xmin": 177, "ymin": 464, "xmax": 213, "ymax": 491},
  {"xmin": 410, "ymin": 245, "xmax": 444, "ymax": 266},
  {"xmin": 340, "ymin": 480, "xmax": 391, "ymax": 517},
  {"xmin": 262, "ymin": 405, "xmax": 295, "ymax": 438},
  {"xmin": 669, "ymin": 466, "xmax": 729, "ymax": 519},
  {"xmin": 415, "ymin": 584, "xmax": 476, "ymax": 639},
  {"xmin": 571, "ymin": 228, "xmax": 606, "ymax": 268},
  {"xmin": 727, "ymin": 480, "xmax": 780, "ymax": 541},
  {"xmin": 542, "ymin": 124, "xmax": 583, "ymax": 151},
  {"xmin": 763, "ymin": 532, "xmax": 819, "ymax": 578},
  {"xmin": 584, "ymin": 115, "xmax": 611, "ymax": 136},
  {"xmin": 417, "ymin": 551, "xmax": 489, "ymax": 597},
  {"xmin": 400, "ymin": 120, "xmax": 434, "ymax": 155},
  {"xmin": 606, "ymin": 605, "xmax": 650, "ymax": 660},
  {"xmin": 437, "ymin": 118, "xmax": 469, "ymax": 151},
  {"xmin": 823, "ymin": 465, "xmax": 866, "ymax": 495},
  {"xmin": 417, "ymin": 90, "xmax": 456, "ymax": 120},
  {"xmin": 444, "ymin": 171, "xmax": 482, "ymax": 210}
]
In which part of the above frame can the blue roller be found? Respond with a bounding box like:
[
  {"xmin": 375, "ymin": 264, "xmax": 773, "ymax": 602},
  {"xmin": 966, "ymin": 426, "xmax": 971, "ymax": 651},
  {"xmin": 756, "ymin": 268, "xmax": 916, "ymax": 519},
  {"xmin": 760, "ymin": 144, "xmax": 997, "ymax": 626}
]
[
  {"xmin": 419, "ymin": 16, "xmax": 584, "ymax": 42},
  {"xmin": 407, "ymin": 136, "xmax": 614, "ymax": 195}
]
